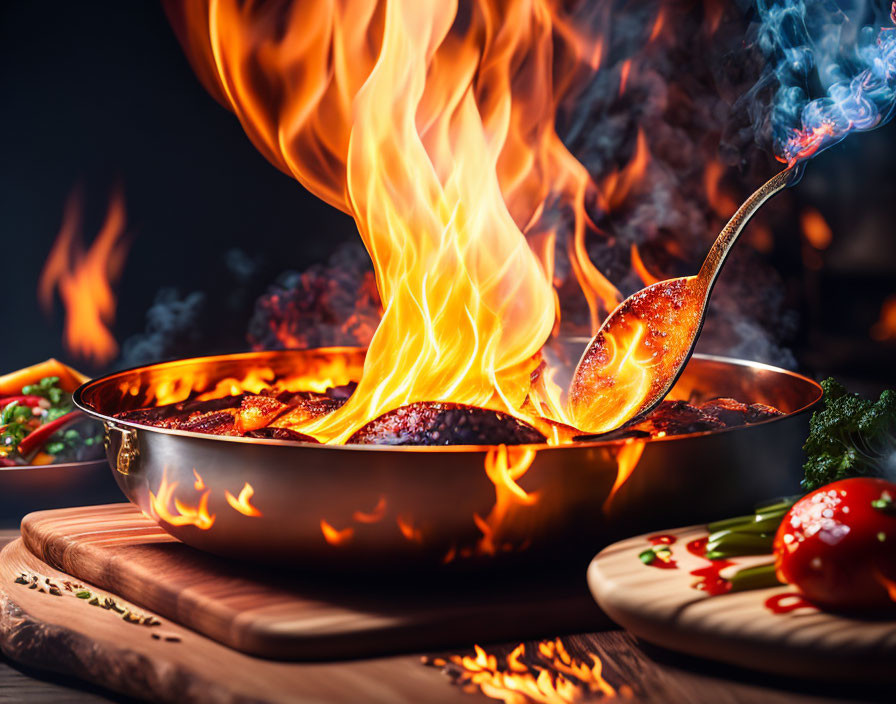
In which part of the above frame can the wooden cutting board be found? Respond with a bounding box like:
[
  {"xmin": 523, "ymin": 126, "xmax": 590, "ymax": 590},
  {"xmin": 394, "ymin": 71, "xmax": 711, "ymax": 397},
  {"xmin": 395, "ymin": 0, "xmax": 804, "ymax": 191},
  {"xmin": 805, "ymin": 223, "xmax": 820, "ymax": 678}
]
[
  {"xmin": 0, "ymin": 537, "xmax": 473, "ymax": 704},
  {"xmin": 587, "ymin": 525, "xmax": 896, "ymax": 683},
  {"xmin": 18, "ymin": 504, "xmax": 605, "ymax": 660}
]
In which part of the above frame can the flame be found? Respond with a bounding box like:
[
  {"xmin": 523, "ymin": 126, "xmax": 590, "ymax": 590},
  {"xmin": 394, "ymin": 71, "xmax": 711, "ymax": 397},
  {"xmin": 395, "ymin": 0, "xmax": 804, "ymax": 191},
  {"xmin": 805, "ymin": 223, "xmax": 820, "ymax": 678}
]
[
  {"xmin": 136, "ymin": 353, "xmax": 360, "ymax": 407},
  {"xmin": 352, "ymin": 495, "xmax": 387, "ymax": 523},
  {"xmin": 426, "ymin": 638, "xmax": 623, "ymax": 703},
  {"xmin": 320, "ymin": 519, "xmax": 354, "ymax": 546},
  {"xmin": 871, "ymin": 295, "xmax": 896, "ymax": 341},
  {"xmin": 703, "ymin": 160, "xmax": 737, "ymax": 218},
  {"xmin": 396, "ymin": 514, "xmax": 424, "ymax": 543},
  {"xmin": 39, "ymin": 187, "xmax": 129, "ymax": 365},
  {"xmin": 193, "ymin": 469, "xmax": 205, "ymax": 490},
  {"xmin": 599, "ymin": 130, "xmax": 649, "ymax": 212},
  {"xmin": 618, "ymin": 59, "xmax": 632, "ymax": 96},
  {"xmin": 648, "ymin": 7, "xmax": 665, "ymax": 43},
  {"xmin": 800, "ymin": 208, "xmax": 832, "ymax": 250},
  {"xmin": 629, "ymin": 244, "xmax": 661, "ymax": 287},
  {"xmin": 149, "ymin": 468, "xmax": 215, "ymax": 530},
  {"xmin": 603, "ymin": 439, "xmax": 646, "ymax": 511},
  {"xmin": 225, "ymin": 482, "xmax": 262, "ymax": 517},
  {"xmin": 164, "ymin": 0, "xmax": 629, "ymax": 442},
  {"xmin": 475, "ymin": 445, "xmax": 537, "ymax": 556}
]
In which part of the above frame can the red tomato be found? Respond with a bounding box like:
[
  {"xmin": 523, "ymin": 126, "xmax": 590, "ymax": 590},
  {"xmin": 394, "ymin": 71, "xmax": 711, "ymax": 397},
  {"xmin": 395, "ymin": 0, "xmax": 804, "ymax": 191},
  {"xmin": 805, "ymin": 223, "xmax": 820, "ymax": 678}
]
[{"xmin": 774, "ymin": 477, "xmax": 896, "ymax": 611}]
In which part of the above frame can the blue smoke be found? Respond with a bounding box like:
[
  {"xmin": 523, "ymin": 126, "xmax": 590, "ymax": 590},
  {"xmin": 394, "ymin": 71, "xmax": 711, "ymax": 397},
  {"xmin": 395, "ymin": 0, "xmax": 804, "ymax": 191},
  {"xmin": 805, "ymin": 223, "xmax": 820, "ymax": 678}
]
[{"xmin": 757, "ymin": 0, "xmax": 896, "ymax": 164}]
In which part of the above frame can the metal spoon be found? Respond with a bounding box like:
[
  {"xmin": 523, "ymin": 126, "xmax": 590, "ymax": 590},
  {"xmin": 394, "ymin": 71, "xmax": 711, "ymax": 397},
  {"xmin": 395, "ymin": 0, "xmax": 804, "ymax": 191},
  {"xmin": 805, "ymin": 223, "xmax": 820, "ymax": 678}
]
[{"xmin": 569, "ymin": 167, "xmax": 798, "ymax": 435}]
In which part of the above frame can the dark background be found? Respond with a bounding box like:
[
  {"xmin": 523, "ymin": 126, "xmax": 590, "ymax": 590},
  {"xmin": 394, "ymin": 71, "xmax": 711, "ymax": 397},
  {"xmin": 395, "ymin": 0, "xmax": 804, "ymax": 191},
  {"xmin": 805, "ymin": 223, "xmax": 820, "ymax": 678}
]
[
  {"xmin": 0, "ymin": 1, "xmax": 357, "ymax": 374},
  {"xmin": 1, "ymin": 1, "xmax": 894, "ymax": 389}
]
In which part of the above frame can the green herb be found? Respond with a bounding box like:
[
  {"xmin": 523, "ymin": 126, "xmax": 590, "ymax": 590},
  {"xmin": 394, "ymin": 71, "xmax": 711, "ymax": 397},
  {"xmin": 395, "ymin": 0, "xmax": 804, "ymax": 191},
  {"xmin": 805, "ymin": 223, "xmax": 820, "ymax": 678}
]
[
  {"xmin": 22, "ymin": 376, "xmax": 65, "ymax": 405},
  {"xmin": 802, "ymin": 378, "xmax": 896, "ymax": 491},
  {"xmin": 638, "ymin": 549, "xmax": 656, "ymax": 565},
  {"xmin": 75, "ymin": 590, "xmax": 91, "ymax": 599}
]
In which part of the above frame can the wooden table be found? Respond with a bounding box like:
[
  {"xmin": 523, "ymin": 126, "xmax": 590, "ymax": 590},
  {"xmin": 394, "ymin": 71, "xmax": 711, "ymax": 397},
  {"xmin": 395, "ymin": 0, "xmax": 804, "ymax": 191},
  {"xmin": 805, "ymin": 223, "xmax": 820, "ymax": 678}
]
[{"xmin": 0, "ymin": 530, "xmax": 888, "ymax": 704}]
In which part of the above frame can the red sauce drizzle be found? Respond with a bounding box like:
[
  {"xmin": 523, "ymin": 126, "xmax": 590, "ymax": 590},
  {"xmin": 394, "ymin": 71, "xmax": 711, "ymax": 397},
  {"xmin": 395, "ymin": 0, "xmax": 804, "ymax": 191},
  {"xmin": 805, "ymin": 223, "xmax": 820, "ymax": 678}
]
[
  {"xmin": 643, "ymin": 534, "xmax": 679, "ymax": 569},
  {"xmin": 764, "ymin": 592, "xmax": 815, "ymax": 614},
  {"xmin": 648, "ymin": 534, "xmax": 677, "ymax": 546},
  {"xmin": 686, "ymin": 537, "xmax": 733, "ymax": 595}
]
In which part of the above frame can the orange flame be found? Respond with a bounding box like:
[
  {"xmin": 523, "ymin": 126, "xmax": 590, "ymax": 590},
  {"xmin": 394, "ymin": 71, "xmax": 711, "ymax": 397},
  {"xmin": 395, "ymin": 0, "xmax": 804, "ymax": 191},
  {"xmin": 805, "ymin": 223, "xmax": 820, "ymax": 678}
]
[
  {"xmin": 648, "ymin": 7, "xmax": 666, "ymax": 43},
  {"xmin": 629, "ymin": 244, "xmax": 661, "ymax": 287},
  {"xmin": 148, "ymin": 468, "xmax": 215, "ymax": 530},
  {"xmin": 320, "ymin": 519, "xmax": 354, "ymax": 546},
  {"xmin": 164, "ymin": 0, "xmax": 630, "ymax": 442},
  {"xmin": 396, "ymin": 514, "xmax": 424, "ymax": 544},
  {"xmin": 475, "ymin": 445, "xmax": 537, "ymax": 556},
  {"xmin": 39, "ymin": 187, "xmax": 129, "ymax": 365},
  {"xmin": 618, "ymin": 59, "xmax": 632, "ymax": 96},
  {"xmin": 352, "ymin": 495, "xmax": 388, "ymax": 524},
  {"xmin": 599, "ymin": 130, "xmax": 650, "ymax": 212},
  {"xmin": 703, "ymin": 160, "xmax": 738, "ymax": 218},
  {"xmin": 604, "ymin": 439, "xmax": 646, "ymax": 511},
  {"xmin": 871, "ymin": 295, "xmax": 896, "ymax": 341},
  {"xmin": 426, "ymin": 638, "xmax": 623, "ymax": 703},
  {"xmin": 800, "ymin": 208, "xmax": 832, "ymax": 250},
  {"xmin": 225, "ymin": 482, "xmax": 262, "ymax": 517}
]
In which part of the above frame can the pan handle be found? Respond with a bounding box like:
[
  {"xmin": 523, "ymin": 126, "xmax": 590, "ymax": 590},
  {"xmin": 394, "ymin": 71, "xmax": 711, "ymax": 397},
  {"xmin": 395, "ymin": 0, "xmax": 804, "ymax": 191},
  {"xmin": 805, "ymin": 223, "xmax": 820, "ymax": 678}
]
[{"xmin": 103, "ymin": 422, "xmax": 139, "ymax": 476}]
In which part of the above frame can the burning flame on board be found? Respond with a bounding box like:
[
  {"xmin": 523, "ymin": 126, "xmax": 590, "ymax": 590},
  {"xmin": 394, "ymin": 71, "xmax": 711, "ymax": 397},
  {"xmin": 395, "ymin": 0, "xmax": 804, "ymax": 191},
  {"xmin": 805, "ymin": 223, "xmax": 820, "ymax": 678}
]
[
  {"xmin": 163, "ymin": 0, "xmax": 656, "ymax": 442},
  {"xmin": 425, "ymin": 638, "xmax": 628, "ymax": 703},
  {"xmin": 39, "ymin": 187, "xmax": 130, "ymax": 366}
]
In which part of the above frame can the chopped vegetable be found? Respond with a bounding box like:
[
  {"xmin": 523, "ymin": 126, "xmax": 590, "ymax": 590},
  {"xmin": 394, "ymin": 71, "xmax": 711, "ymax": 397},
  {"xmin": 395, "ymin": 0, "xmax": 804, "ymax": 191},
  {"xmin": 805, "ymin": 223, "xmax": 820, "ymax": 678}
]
[
  {"xmin": 0, "ymin": 369, "xmax": 102, "ymax": 466},
  {"xmin": 802, "ymin": 378, "xmax": 896, "ymax": 491},
  {"xmin": 703, "ymin": 497, "xmax": 797, "ymax": 560},
  {"xmin": 773, "ymin": 477, "xmax": 896, "ymax": 611}
]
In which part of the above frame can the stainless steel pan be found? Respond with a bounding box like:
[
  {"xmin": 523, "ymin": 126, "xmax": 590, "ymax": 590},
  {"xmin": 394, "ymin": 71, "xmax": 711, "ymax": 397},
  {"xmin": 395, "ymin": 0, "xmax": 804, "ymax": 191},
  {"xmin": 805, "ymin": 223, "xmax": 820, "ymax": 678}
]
[{"xmin": 74, "ymin": 346, "xmax": 822, "ymax": 568}]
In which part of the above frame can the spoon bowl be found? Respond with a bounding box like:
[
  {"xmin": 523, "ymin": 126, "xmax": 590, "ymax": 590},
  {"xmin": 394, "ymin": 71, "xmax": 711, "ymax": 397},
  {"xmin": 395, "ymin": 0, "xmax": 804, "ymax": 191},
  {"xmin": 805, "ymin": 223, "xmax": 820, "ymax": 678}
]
[{"xmin": 570, "ymin": 167, "xmax": 798, "ymax": 435}]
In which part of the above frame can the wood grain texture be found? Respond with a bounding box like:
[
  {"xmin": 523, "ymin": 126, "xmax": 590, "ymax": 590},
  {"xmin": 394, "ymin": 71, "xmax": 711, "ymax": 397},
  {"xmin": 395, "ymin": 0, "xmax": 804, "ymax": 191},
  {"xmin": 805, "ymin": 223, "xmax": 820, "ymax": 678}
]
[
  {"xmin": 588, "ymin": 525, "xmax": 896, "ymax": 683},
  {"xmin": 0, "ymin": 538, "xmax": 482, "ymax": 704},
  {"xmin": 19, "ymin": 505, "xmax": 606, "ymax": 660},
  {"xmin": 2, "ymin": 530, "xmax": 886, "ymax": 704}
]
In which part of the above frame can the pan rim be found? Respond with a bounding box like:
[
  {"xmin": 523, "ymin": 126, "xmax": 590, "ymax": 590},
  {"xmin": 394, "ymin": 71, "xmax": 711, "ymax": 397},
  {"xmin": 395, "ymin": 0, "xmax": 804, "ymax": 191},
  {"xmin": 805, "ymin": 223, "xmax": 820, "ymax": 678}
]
[{"xmin": 74, "ymin": 349, "xmax": 823, "ymax": 453}]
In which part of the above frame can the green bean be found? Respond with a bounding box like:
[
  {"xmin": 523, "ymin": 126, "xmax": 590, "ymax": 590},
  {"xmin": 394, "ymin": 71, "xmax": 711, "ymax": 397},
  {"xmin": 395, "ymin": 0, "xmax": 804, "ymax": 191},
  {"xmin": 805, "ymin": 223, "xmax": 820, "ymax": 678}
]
[
  {"xmin": 753, "ymin": 496, "xmax": 799, "ymax": 514},
  {"xmin": 729, "ymin": 562, "xmax": 782, "ymax": 592},
  {"xmin": 706, "ymin": 514, "xmax": 755, "ymax": 533},
  {"xmin": 705, "ymin": 531, "xmax": 775, "ymax": 558}
]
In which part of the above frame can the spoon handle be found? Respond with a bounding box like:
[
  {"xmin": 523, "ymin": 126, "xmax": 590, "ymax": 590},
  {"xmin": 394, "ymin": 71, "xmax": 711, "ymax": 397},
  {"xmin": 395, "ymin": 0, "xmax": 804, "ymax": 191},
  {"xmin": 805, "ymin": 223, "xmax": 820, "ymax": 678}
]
[{"xmin": 696, "ymin": 167, "xmax": 797, "ymax": 293}]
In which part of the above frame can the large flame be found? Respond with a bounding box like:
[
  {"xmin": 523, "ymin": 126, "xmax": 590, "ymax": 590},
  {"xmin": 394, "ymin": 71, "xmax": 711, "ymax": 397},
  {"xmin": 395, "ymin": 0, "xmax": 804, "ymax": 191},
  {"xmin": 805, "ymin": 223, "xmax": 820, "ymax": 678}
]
[
  {"xmin": 164, "ymin": 0, "xmax": 623, "ymax": 442},
  {"xmin": 39, "ymin": 187, "xmax": 129, "ymax": 366}
]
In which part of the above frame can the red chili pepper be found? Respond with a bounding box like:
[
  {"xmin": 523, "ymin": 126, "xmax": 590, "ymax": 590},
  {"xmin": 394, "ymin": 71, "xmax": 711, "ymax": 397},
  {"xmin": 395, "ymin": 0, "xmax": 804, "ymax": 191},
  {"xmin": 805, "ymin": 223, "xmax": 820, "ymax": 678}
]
[
  {"xmin": 16, "ymin": 410, "xmax": 85, "ymax": 460},
  {"xmin": 0, "ymin": 395, "xmax": 45, "ymax": 409}
]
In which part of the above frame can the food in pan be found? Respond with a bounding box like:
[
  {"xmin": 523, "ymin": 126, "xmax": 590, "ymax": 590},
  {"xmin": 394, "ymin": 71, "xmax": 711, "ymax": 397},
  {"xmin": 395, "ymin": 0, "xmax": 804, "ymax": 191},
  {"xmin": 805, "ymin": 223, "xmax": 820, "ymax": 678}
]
[
  {"xmin": 0, "ymin": 360, "xmax": 103, "ymax": 466},
  {"xmin": 115, "ymin": 385, "xmax": 783, "ymax": 446}
]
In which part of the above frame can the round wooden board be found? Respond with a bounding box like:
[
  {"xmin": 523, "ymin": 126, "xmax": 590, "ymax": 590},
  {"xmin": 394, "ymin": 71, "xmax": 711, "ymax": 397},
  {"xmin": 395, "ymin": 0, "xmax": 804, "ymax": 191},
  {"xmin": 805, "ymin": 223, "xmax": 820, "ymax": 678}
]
[{"xmin": 587, "ymin": 525, "xmax": 896, "ymax": 683}]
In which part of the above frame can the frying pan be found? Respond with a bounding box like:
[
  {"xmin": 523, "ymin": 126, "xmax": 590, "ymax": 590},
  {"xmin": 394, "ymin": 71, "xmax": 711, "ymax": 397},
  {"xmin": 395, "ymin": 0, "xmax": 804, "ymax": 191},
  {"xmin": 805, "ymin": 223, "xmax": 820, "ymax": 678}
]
[{"xmin": 74, "ymin": 344, "xmax": 822, "ymax": 568}]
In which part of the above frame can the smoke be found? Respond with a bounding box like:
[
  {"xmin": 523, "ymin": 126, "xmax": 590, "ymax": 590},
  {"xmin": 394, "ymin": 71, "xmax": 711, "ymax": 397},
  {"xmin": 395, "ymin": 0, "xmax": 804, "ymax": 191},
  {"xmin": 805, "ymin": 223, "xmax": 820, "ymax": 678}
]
[
  {"xmin": 749, "ymin": 0, "xmax": 896, "ymax": 164},
  {"xmin": 118, "ymin": 288, "xmax": 206, "ymax": 367},
  {"xmin": 247, "ymin": 242, "xmax": 380, "ymax": 350},
  {"xmin": 549, "ymin": 0, "xmax": 799, "ymax": 366}
]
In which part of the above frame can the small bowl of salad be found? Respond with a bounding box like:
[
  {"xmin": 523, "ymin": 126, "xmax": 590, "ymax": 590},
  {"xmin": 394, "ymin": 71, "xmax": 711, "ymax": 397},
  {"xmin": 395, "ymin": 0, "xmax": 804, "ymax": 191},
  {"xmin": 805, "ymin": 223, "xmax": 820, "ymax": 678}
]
[{"xmin": 0, "ymin": 359, "xmax": 104, "ymax": 466}]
